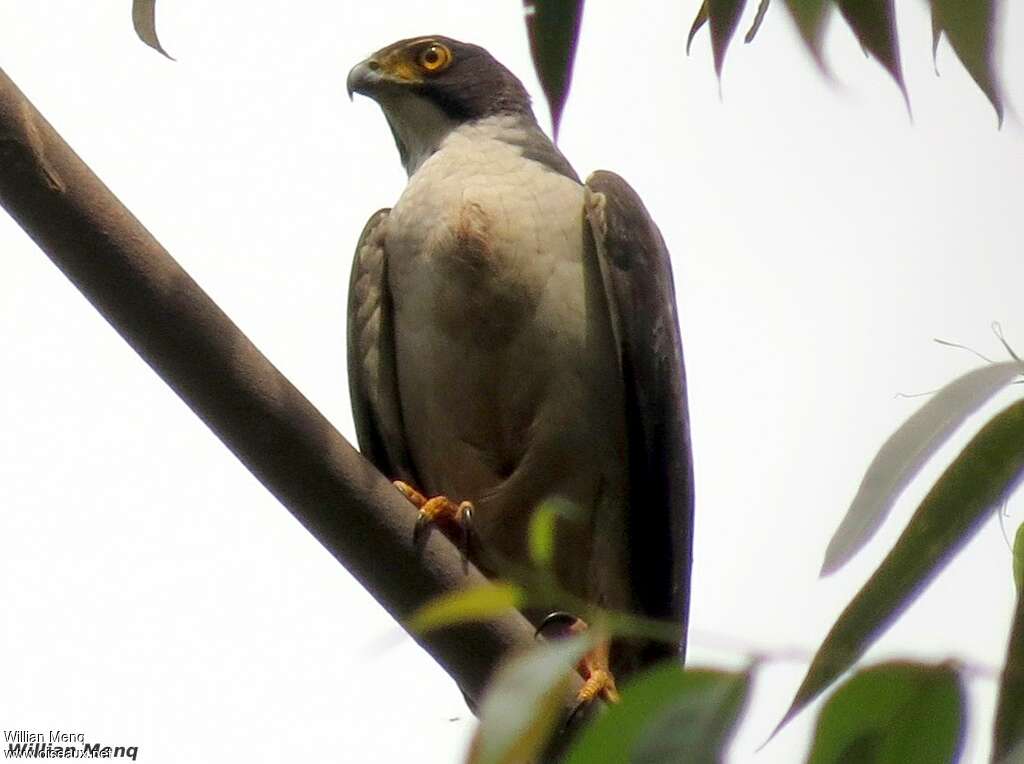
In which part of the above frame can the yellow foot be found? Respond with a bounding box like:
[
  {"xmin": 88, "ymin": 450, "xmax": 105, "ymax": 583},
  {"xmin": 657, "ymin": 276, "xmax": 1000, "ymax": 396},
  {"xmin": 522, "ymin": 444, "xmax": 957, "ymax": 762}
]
[
  {"xmin": 577, "ymin": 664, "xmax": 620, "ymax": 705},
  {"xmin": 577, "ymin": 636, "xmax": 621, "ymax": 704},
  {"xmin": 393, "ymin": 481, "xmax": 474, "ymax": 548},
  {"xmin": 538, "ymin": 612, "xmax": 621, "ymax": 704}
]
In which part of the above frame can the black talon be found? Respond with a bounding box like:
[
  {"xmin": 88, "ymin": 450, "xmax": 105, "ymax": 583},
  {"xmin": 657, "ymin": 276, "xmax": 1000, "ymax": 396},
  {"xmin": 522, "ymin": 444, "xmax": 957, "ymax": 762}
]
[
  {"xmin": 459, "ymin": 504, "xmax": 474, "ymax": 561},
  {"xmin": 413, "ymin": 512, "xmax": 432, "ymax": 545},
  {"xmin": 536, "ymin": 611, "xmax": 581, "ymax": 641}
]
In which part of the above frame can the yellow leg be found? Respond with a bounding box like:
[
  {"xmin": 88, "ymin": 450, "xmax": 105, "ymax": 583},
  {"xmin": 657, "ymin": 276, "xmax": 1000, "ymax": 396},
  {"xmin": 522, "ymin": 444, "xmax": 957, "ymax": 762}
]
[
  {"xmin": 538, "ymin": 612, "xmax": 621, "ymax": 704},
  {"xmin": 393, "ymin": 480, "xmax": 473, "ymax": 546},
  {"xmin": 576, "ymin": 639, "xmax": 621, "ymax": 704}
]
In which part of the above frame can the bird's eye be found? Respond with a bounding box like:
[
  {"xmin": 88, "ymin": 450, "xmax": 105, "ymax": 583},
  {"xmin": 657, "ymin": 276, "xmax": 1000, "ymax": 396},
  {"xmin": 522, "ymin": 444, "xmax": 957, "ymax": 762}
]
[{"xmin": 417, "ymin": 43, "xmax": 452, "ymax": 73}]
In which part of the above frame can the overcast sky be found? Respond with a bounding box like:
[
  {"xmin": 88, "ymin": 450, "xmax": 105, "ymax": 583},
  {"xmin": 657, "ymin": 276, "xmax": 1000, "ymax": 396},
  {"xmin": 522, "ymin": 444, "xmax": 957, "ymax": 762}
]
[{"xmin": 2, "ymin": 2, "xmax": 1023, "ymax": 762}]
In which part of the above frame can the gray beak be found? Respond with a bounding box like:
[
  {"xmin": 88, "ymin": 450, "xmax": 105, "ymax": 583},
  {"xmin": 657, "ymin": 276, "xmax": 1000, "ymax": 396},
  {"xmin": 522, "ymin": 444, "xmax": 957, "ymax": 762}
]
[{"xmin": 346, "ymin": 59, "xmax": 381, "ymax": 101}]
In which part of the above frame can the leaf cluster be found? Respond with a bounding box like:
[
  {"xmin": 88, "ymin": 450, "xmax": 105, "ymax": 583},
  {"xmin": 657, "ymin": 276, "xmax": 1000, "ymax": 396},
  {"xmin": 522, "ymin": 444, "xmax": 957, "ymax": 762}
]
[
  {"xmin": 486, "ymin": 6, "xmax": 1014, "ymax": 757},
  {"xmin": 413, "ymin": 345, "xmax": 1024, "ymax": 761},
  {"xmin": 133, "ymin": 0, "xmax": 1008, "ymax": 130},
  {"xmin": 520, "ymin": 0, "xmax": 1007, "ymax": 134}
]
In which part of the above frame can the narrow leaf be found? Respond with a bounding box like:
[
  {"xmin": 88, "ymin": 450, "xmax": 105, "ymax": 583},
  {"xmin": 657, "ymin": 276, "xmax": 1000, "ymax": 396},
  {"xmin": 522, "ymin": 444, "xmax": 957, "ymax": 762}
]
[
  {"xmin": 807, "ymin": 662, "xmax": 964, "ymax": 763},
  {"xmin": 600, "ymin": 608, "xmax": 683, "ymax": 647},
  {"xmin": 745, "ymin": 0, "xmax": 772, "ymax": 43},
  {"xmin": 822, "ymin": 361, "xmax": 1022, "ymax": 575},
  {"xmin": 783, "ymin": 0, "xmax": 830, "ymax": 66},
  {"xmin": 529, "ymin": 509, "xmax": 557, "ymax": 568},
  {"xmin": 687, "ymin": 2, "xmax": 710, "ymax": 55},
  {"xmin": 1001, "ymin": 741, "xmax": 1024, "ymax": 764},
  {"xmin": 836, "ymin": 0, "xmax": 909, "ymax": 110},
  {"xmin": 780, "ymin": 398, "xmax": 1024, "ymax": 731},
  {"xmin": 469, "ymin": 633, "xmax": 594, "ymax": 764},
  {"xmin": 131, "ymin": 0, "xmax": 174, "ymax": 60},
  {"xmin": 707, "ymin": 0, "xmax": 749, "ymax": 77},
  {"xmin": 527, "ymin": 499, "xmax": 582, "ymax": 569},
  {"xmin": 930, "ymin": 0, "xmax": 1003, "ymax": 124},
  {"xmin": 1016, "ymin": 522, "xmax": 1024, "ymax": 594},
  {"xmin": 522, "ymin": 0, "xmax": 584, "ymax": 140},
  {"xmin": 565, "ymin": 665, "xmax": 751, "ymax": 763},
  {"xmin": 993, "ymin": 524, "xmax": 1024, "ymax": 761},
  {"xmin": 405, "ymin": 582, "xmax": 524, "ymax": 633},
  {"xmin": 931, "ymin": 4, "xmax": 942, "ymax": 71}
]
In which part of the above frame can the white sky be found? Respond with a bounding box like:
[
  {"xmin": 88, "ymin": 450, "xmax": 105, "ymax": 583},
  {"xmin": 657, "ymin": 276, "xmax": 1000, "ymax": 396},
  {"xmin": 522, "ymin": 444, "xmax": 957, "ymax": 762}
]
[{"xmin": 1, "ymin": 2, "xmax": 1022, "ymax": 762}]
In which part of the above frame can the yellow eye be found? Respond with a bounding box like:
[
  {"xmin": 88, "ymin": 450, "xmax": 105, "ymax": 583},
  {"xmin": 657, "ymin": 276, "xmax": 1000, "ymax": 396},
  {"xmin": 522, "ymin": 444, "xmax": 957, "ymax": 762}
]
[{"xmin": 417, "ymin": 43, "xmax": 452, "ymax": 73}]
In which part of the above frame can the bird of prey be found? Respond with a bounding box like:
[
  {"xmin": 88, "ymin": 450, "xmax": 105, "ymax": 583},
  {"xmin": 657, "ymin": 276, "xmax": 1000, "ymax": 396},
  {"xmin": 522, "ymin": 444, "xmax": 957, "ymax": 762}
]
[{"xmin": 346, "ymin": 35, "xmax": 693, "ymax": 701}]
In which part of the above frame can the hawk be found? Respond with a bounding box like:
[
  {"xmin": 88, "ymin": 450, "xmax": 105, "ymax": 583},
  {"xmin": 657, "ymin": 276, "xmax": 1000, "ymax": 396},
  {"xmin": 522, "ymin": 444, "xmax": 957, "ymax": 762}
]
[{"xmin": 346, "ymin": 36, "xmax": 693, "ymax": 701}]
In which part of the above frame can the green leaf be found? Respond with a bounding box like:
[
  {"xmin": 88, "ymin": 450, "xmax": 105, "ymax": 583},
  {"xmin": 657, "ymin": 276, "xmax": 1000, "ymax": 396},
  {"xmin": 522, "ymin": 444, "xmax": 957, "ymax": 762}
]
[
  {"xmin": 687, "ymin": 2, "xmax": 710, "ymax": 55},
  {"xmin": 707, "ymin": 0, "xmax": 749, "ymax": 77},
  {"xmin": 930, "ymin": 4, "xmax": 943, "ymax": 71},
  {"xmin": 522, "ymin": 0, "xmax": 583, "ymax": 140},
  {"xmin": 528, "ymin": 506, "xmax": 557, "ymax": 568},
  {"xmin": 599, "ymin": 608, "xmax": 683, "ymax": 647},
  {"xmin": 806, "ymin": 662, "xmax": 964, "ymax": 764},
  {"xmin": 1000, "ymin": 741, "xmax": 1024, "ymax": 764},
  {"xmin": 744, "ymin": 0, "xmax": 773, "ymax": 43},
  {"xmin": 993, "ymin": 524, "xmax": 1024, "ymax": 761},
  {"xmin": 131, "ymin": 0, "xmax": 174, "ymax": 60},
  {"xmin": 835, "ymin": 0, "xmax": 908, "ymax": 109},
  {"xmin": 565, "ymin": 665, "xmax": 751, "ymax": 764},
  {"xmin": 468, "ymin": 633, "xmax": 594, "ymax": 764},
  {"xmin": 405, "ymin": 582, "xmax": 524, "ymax": 633},
  {"xmin": 822, "ymin": 361, "xmax": 1022, "ymax": 575},
  {"xmin": 527, "ymin": 499, "xmax": 582, "ymax": 569},
  {"xmin": 930, "ymin": 0, "xmax": 1003, "ymax": 124},
  {"xmin": 783, "ymin": 0, "xmax": 831, "ymax": 65},
  {"xmin": 780, "ymin": 398, "xmax": 1024, "ymax": 731},
  {"xmin": 1015, "ymin": 523, "xmax": 1024, "ymax": 594}
]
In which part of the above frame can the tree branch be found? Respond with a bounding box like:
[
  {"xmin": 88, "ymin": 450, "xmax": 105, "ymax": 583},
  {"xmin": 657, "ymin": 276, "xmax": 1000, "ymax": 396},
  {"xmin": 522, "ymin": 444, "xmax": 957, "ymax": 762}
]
[{"xmin": 0, "ymin": 65, "xmax": 561, "ymax": 710}]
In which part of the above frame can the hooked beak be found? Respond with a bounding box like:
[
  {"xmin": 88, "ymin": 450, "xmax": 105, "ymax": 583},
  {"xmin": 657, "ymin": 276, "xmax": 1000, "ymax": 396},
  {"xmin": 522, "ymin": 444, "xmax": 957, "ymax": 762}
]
[{"xmin": 346, "ymin": 59, "xmax": 382, "ymax": 101}]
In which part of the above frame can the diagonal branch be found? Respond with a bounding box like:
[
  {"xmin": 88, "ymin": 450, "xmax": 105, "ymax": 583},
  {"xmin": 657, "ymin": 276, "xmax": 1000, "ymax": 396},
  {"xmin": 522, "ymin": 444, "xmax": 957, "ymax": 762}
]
[{"xmin": 0, "ymin": 65, "xmax": 568, "ymax": 711}]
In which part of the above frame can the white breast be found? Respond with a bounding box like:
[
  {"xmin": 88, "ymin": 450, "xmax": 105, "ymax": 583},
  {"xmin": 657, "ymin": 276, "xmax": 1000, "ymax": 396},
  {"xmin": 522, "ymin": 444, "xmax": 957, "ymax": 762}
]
[{"xmin": 384, "ymin": 117, "xmax": 628, "ymax": 587}]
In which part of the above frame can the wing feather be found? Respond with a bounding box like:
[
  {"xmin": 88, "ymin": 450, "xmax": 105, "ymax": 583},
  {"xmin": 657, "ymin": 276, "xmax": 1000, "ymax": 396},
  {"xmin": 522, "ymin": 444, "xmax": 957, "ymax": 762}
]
[
  {"xmin": 585, "ymin": 171, "xmax": 695, "ymax": 664},
  {"xmin": 346, "ymin": 209, "xmax": 418, "ymax": 484}
]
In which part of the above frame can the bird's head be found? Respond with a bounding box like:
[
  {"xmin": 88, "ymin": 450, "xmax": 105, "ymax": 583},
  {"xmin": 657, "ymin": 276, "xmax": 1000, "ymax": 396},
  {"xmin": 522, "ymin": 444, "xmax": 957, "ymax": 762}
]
[{"xmin": 347, "ymin": 36, "xmax": 537, "ymax": 174}]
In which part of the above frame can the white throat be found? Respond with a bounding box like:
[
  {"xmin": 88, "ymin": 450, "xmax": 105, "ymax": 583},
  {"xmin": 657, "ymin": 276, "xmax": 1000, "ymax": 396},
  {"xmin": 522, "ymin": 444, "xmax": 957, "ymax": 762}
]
[{"xmin": 377, "ymin": 93, "xmax": 458, "ymax": 177}]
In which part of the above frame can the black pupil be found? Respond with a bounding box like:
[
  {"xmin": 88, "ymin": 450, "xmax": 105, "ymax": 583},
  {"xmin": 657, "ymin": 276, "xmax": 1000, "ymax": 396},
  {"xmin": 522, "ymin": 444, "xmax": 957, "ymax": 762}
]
[{"xmin": 424, "ymin": 48, "xmax": 439, "ymax": 65}]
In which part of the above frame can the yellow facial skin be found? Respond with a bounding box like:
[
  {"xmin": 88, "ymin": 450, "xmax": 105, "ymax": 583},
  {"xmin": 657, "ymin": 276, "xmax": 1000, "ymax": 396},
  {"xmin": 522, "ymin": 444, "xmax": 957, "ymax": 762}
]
[{"xmin": 370, "ymin": 38, "xmax": 454, "ymax": 84}]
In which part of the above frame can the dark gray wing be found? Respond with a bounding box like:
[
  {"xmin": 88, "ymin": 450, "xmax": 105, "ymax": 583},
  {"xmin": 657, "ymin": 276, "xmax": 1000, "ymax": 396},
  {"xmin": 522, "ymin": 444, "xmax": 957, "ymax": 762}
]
[
  {"xmin": 585, "ymin": 171, "xmax": 695, "ymax": 665},
  {"xmin": 347, "ymin": 209, "xmax": 418, "ymax": 484}
]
